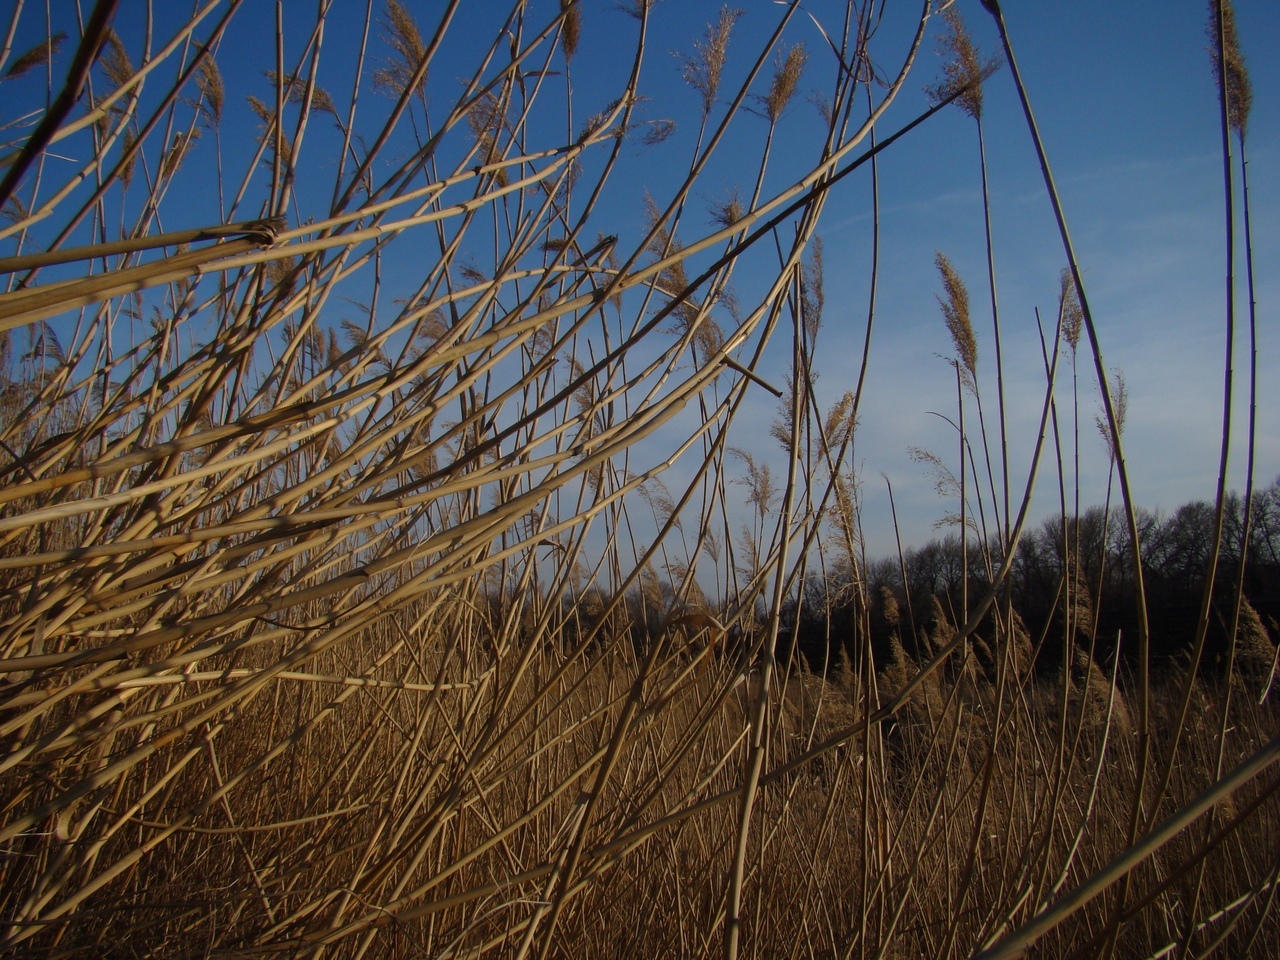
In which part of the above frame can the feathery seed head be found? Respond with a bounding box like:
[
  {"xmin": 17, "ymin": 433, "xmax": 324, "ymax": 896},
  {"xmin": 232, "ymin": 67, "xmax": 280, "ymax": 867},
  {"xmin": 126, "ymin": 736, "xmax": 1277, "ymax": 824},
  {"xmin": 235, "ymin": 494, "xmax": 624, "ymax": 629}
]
[
  {"xmin": 374, "ymin": 0, "xmax": 427, "ymax": 102},
  {"xmin": 731, "ymin": 448, "xmax": 778, "ymax": 518},
  {"xmin": 326, "ymin": 328, "xmax": 343, "ymax": 368},
  {"xmin": 1059, "ymin": 269, "xmax": 1083, "ymax": 353},
  {"xmin": 1235, "ymin": 596, "xmax": 1277, "ymax": 686},
  {"xmin": 30, "ymin": 321, "xmax": 66, "ymax": 365},
  {"xmin": 267, "ymin": 70, "xmax": 337, "ymax": 118},
  {"xmin": 618, "ymin": 0, "xmax": 652, "ymax": 20},
  {"xmin": 1, "ymin": 194, "xmax": 28, "ymax": 224},
  {"xmin": 467, "ymin": 92, "xmax": 510, "ymax": 184},
  {"xmin": 935, "ymin": 252, "xmax": 977, "ymax": 379},
  {"xmin": 910, "ymin": 445, "xmax": 961, "ymax": 502},
  {"xmin": 827, "ymin": 468, "xmax": 859, "ymax": 564},
  {"xmin": 801, "ymin": 237, "xmax": 824, "ymax": 341},
  {"xmin": 926, "ymin": 8, "xmax": 999, "ymax": 120},
  {"xmin": 567, "ymin": 358, "xmax": 598, "ymax": 417},
  {"xmin": 693, "ymin": 317, "xmax": 724, "ymax": 367},
  {"xmin": 1208, "ymin": 0, "xmax": 1251, "ymax": 136},
  {"xmin": 4, "ymin": 33, "xmax": 67, "ymax": 81},
  {"xmin": 98, "ymin": 29, "xmax": 134, "ymax": 90},
  {"xmin": 119, "ymin": 130, "xmax": 138, "ymax": 187},
  {"xmin": 642, "ymin": 118, "xmax": 677, "ymax": 145},
  {"xmin": 265, "ymin": 255, "xmax": 298, "ymax": 299},
  {"xmin": 246, "ymin": 94, "xmax": 271, "ymax": 124},
  {"xmin": 680, "ymin": 6, "xmax": 742, "ymax": 117},
  {"xmin": 811, "ymin": 91, "xmax": 833, "ymax": 127},
  {"xmin": 246, "ymin": 94, "xmax": 292, "ymax": 167},
  {"xmin": 161, "ymin": 130, "xmax": 200, "ymax": 179},
  {"xmin": 765, "ymin": 42, "xmax": 807, "ymax": 124},
  {"xmin": 709, "ymin": 187, "xmax": 744, "ymax": 228},
  {"xmin": 880, "ymin": 586, "xmax": 901, "ymax": 629},
  {"xmin": 560, "ymin": 0, "xmax": 581, "ymax": 62},
  {"xmin": 1095, "ymin": 370, "xmax": 1128, "ymax": 462},
  {"xmin": 643, "ymin": 194, "xmax": 693, "ymax": 322},
  {"xmin": 577, "ymin": 95, "xmax": 625, "ymax": 145},
  {"xmin": 770, "ymin": 373, "xmax": 808, "ymax": 451},
  {"xmin": 822, "ymin": 391, "xmax": 856, "ymax": 453},
  {"xmin": 196, "ymin": 57, "xmax": 224, "ymax": 126}
]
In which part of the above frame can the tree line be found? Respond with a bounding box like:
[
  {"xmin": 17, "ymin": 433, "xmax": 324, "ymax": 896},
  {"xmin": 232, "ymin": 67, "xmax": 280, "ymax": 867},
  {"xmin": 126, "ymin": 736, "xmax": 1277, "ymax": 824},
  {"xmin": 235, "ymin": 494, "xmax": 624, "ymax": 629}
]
[{"xmin": 788, "ymin": 478, "xmax": 1280, "ymax": 684}]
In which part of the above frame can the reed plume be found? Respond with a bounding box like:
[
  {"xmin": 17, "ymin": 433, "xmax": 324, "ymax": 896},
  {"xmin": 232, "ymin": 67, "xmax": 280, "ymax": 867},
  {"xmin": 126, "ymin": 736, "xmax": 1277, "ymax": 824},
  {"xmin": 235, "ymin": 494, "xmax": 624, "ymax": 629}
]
[
  {"xmin": 925, "ymin": 7, "xmax": 999, "ymax": 120},
  {"xmin": 560, "ymin": 0, "xmax": 581, "ymax": 62},
  {"xmin": 1208, "ymin": 0, "xmax": 1251, "ymax": 135},
  {"xmin": 680, "ymin": 5, "xmax": 742, "ymax": 117},
  {"xmin": 764, "ymin": 41, "xmax": 807, "ymax": 124},
  {"xmin": 935, "ymin": 250, "xmax": 977, "ymax": 382},
  {"xmin": 2, "ymin": 33, "xmax": 66, "ymax": 81},
  {"xmin": 373, "ymin": 0, "xmax": 427, "ymax": 102}
]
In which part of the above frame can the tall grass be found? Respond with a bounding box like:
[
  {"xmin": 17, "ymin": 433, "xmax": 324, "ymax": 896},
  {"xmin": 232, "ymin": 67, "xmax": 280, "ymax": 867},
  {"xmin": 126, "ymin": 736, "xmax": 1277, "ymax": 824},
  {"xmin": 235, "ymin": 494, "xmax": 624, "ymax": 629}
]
[{"xmin": 0, "ymin": 2, "xmax": 1276, "ymax": 958}]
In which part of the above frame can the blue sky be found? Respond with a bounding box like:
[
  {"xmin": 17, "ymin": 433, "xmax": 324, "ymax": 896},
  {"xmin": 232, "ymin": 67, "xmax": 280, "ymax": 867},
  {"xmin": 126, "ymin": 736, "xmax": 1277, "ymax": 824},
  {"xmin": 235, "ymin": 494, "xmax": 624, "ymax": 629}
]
[
  {"xmin": 573, "ymin": 0, "xmax": 1280, "ymax": 556},
  {"xmin": 3, "ymin": 0, "xmax": 1276, "ymax": 565},
  {"xmin": 829, "ymin": 0, "xmax": 1280, "ymax": 553},
  {"xmin": 702, "ymin": 0, "xmax": 1280, "ymax": 556}
]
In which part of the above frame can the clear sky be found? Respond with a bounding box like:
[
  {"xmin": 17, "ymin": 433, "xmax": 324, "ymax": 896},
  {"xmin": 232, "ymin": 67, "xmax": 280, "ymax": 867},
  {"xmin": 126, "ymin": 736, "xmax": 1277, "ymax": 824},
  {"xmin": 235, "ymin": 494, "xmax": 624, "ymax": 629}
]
[{"xmin": 4, "ymin": 0, "xmax": 1276, "ymax": 564}]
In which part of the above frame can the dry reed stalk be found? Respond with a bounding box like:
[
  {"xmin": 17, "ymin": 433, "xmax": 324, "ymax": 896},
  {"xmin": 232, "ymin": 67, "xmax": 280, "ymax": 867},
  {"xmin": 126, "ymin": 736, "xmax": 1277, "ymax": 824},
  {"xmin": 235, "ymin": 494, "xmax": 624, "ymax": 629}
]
[{"xmin": 0, "ymin": 2, "xmax": 1274, "ymax": 958}]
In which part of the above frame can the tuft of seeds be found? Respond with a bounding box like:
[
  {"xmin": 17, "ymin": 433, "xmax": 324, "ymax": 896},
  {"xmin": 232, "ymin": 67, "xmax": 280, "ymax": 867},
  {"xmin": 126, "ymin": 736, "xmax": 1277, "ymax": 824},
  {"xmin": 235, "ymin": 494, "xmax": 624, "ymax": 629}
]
[
  {"xmin": 618, "ymin": 0, "xmax": 652, "ymax": 22},
  {"xmin": 764, "ymin": 42, "xmax": 807, "ymax": 124},
  {"xmin": 709, "ymin": 187, "xmax": 744, "ymax": 228},
  {"xmin": 160, "ymin": 129, "xmax": 200, "ymax": 179},
  {"xmin": 374, "ymin": 0, "xmax": 428, "ymax": 102},
  {"xmin": 925, "ymin": 8, "xmax": 999, "ymax": 120},
  {"xmin": 642, "ymin": 118, "xmax": 677, "ymax": 145},
  {"xmin": 1095, "ymin": 369, "xmax": 1128, "ymax": 461},
  {"xmin": 196, "ymin": 56, "xmax": 224, "ymax": 126},
  {"xmin": 679, "ymin": 6, "xmax": 742, "ymax": 118},
  {"xmin": 1, "ymin": 194, "xmax": 29, "ymax": 223},
  {"xmin": 810, "ymin": 90, "xmax": 833, "ymax": 127},
  {"xmin": 246, "ymin": 94, "xmax": 292, "ymax": 167},
  {"xmin": 267, "ymin": 259, "xmax": 300, "ymax": 301},
  {"xmin": 119, "ymin": 129, "xmax": 137, "ymax": 187},
  {"xmin": 1059, "ymin": 269, "xmax": 1083, "ymax": 354},
  {"xmin": 267, "ymin": 70, "xmax": 338, "ymax": 118},
  {"xmin": 577, "ymin": 96, "xmax": 624, "ymax": 145},
  {"xmin": 731, "ymin": 447, "xmax": 778, "ymax": 517},
  {"xmin": 1208, "ymin": 0, "xmax": 1252, "ymax": 136},
  {"xmin": 98, "ymin": 28, "xmax": 134, "ymax": 90},
  {"xmin": 935, "ymin": 251, "xmax": 977, "ymax": 380},
  {"xmin": 643, "ymin": 193, "xmax": 697, "ymax": 331},
  {"xmin": 693, "ymin": 316, "xmax": 724, "ymax": 366},
  {"xmin": 560, "ymin": 0, "xmax": 581, "ymax": 62},
  {"xmin": 246, "ymin": 94, "xmax": 270, "ymax": 124},
  {"xmin": 467, "ymin": 92, "xmax": 509, "ymax": 185},
  {"xmin": 3, "ymin": 32, "xmax": 67, "ymax": 81},
  {"xmin": 801, "ymin": 236, "xmax": 824, "ymax": 341}
]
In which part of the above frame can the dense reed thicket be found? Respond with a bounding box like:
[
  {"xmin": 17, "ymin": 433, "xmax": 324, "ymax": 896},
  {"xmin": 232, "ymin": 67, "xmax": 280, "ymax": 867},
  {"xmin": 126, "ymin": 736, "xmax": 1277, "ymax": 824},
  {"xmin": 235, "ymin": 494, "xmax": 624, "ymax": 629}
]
[{"xmin": 0, "ymin": 1, "xmax": 1276, "ymax": 958}]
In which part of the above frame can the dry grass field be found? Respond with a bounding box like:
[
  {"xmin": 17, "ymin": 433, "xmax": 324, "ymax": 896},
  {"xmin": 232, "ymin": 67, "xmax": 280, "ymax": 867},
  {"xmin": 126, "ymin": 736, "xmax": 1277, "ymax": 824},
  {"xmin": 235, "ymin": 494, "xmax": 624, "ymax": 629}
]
[{"xmin": 1, "ymin": 1, "xmax": 1277, "ymax": 957}]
